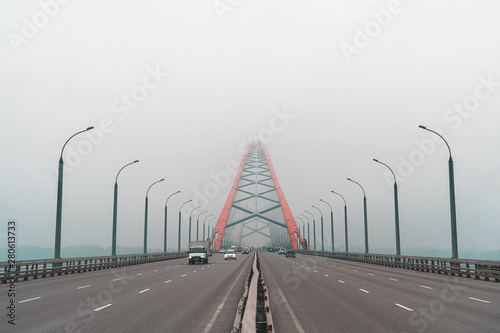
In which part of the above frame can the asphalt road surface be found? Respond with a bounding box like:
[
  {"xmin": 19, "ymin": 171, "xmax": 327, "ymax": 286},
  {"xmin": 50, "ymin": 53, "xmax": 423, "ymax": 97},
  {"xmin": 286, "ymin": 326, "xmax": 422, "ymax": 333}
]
[
  {"xmin": 259, "ymin": 251, "xmax": 500, "ymax": 333},
  {"xmin": 1, "ymin": 253, "xmax": 252, "ymax": 333}
]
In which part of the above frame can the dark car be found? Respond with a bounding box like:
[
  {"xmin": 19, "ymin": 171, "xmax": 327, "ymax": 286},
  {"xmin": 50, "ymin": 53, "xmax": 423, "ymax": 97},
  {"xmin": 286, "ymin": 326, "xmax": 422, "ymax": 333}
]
[
  {"xmin": 242, "ymin": 248, "xmax": 250, "ymax": 254},
  {"xmin": 285, "ymin": 250, "xmax": 295, "ymax": 258}
]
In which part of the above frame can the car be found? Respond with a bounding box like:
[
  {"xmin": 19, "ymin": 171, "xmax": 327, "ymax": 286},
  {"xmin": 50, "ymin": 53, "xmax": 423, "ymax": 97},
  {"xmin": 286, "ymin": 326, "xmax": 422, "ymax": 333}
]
[
  {"xmin": 236, "ymin": 246, "xmax": 243, "ymax": 252},
  {"xmin": 278, "ymin": 248, "xmax": 286, "ymax": 255},
  {"xmin": 220, "ymin": 249, "xmax": 226, "ymax": 254},
  {"xmin": 242, "ymin": 248, "xmax": 250, "ymax": 254},
  {"xmin": 285, "ymin": 250, "xmax": 296, "ymax": 258},
  {"xmin": 224, "ymin": 249, "xmax": 236, "ymax": 260}
]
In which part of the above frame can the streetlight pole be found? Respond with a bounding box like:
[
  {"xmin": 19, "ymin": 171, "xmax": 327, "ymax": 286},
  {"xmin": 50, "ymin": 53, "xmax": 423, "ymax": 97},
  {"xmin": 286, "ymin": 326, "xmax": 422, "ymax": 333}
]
[
  {"xmin": 347, "ymin": 178, "xmax": 369, "ymax": 254},
  {"xmin": 331, "ymin": 191, "xmax": 348, "ymax": 252},
  {"xmin": 188, "ymin": 206, "xmax": 202, "ymax": 244},
  {"xmin": 419, "ymin": 125, "xmax": 458, "ymax": 259},
  {"xmin": 296, "ymin": 216, "xmax": 305, "ymax": 249},
  {"xmin": 319, "ymin": 199, "xmax": 334, "ymax": 252},
  {"xmin": 112, "ymin": 160, "xmax": 139, "ymax": 256},
  {"xmin": 300, "ymin": 213, "xmax": 310, "ymax": 250},
  {"xmin": 203, "ymin": 213, "xmax": 213, "ymax": 241},
  {"xmin": 304, "ymin": 210, "xmax": 316, "ymax": 250},
  {"xmin": 178, "ymin": 199, "xmax": 193, "ymax": 251},
  {"xmin": 54, "ymin": 126, "xmax": 94, "ymax": 259},
  {"xmin": 311, "ymin": 205, "xmax": 324, "ymax": 251},
  {"xmin": 144, "ymin": 179, "xmax": 164, "ymax": 254},
  {"xmin": 196, "ymin": 211, "xmax": 208, "ymax": 241},
  {"xmin": 374, "ymin": 159, "xmax": 401, "ymax": 255},
  {"xmin": 164, "ymin": 190, "xmax": 180, "ymax": 252},
  {"xmin": 208, "ymin": 217, "xmax": 217, "ymax": 249}
]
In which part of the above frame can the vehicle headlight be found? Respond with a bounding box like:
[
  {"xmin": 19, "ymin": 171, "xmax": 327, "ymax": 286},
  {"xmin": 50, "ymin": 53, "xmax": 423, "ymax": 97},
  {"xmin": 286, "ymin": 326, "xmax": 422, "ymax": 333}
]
[{"xmin": 188, "ymin": 255, "xmax": 192, "ymax": 259}]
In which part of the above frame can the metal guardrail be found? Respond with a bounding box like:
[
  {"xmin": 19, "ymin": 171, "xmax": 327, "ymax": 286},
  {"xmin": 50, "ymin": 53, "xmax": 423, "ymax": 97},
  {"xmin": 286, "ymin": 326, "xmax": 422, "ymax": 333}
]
[
  {"xmin": 1, "ymin": 251, "xmax": 188, "ymax": 284},
  {"xmin": 233, "ymin": 252, "xmax": 274, "ymax": 333},
  {"xmin": 296, "ymin": 250, "xmax": 500, "ymax": 282}
]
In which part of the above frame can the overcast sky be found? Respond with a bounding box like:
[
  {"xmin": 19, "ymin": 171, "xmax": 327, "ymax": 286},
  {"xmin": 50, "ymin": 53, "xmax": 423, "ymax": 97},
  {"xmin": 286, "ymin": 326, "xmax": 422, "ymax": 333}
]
[{"xmin": 1, "ymin": 0, "xmax": 499, "ymax": 259}]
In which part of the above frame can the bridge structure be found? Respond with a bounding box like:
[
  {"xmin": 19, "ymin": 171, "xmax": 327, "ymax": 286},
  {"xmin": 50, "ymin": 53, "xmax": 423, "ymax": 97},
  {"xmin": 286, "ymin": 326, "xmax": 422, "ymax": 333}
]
[{"xmin": 209, "ymin": 141, "xmax": 303, "ymax": 250}]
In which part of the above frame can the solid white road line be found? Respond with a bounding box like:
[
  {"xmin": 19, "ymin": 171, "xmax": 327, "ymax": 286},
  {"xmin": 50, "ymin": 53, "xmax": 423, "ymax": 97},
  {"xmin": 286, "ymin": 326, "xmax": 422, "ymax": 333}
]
[
  {"xmin": 113, "ymin": 278, "xmax": 122, "ymax": 281},
  {"xmin": 419, "ymin": 285, "xmax": 433, "ymax": 289},
  {"xmin": 19, "ymin": 297, "xmax": 41, "ymax": 303},
  {"xmin": 261, "ymin": 261, "xmax": 305, "ymax": 333},
  {"xmin": 389, "ymin": 278, "xmax": 398, "ymax": 281},
  {"xmin": 203, "ymin": 260, "xmax": 248, "ymax": 333},
  {"xmin": 395, "ymin": 303, "xmax": 413, "ymax": 311},
  {"xmin": 139, "ymin": 289, "xmax": 149, "ymax": 294},
  {"xmin": 468, "ymin": 297, "xmax": 491, "ymax": 304},
  {"xmin": 77, "ymin": 285, "xmax": 91, "ymax": 289},
  {"xmin": 359, "ymin": 289, "xmax": 370, "ymax": 294},
  {"xmin": 94, "ymin": 304, "xmax": 112, "ymax": 312}
]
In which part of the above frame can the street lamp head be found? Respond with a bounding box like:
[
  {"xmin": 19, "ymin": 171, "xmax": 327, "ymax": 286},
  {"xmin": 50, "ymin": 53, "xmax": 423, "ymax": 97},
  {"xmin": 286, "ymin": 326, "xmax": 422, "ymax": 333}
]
[
  {"xmin": 373, "ymin": 158, "xmax": 379, "ymax": 162},
  {"xmin": 133, "ymin": 160, "xmax": 139, "ymax": 163},
  {"xmin": 86, "ymin": 126, "xmax": 94, "ymax": 131},
  {"xmin": 160, "ymin": 178, "xmax": 165, "ymax": 182},
  {"xmin": 347, "ymin": 178, "xmax": 352, "ymax": 181},
  {"xmin": 418, "ymin": 125, "xmax": 427, "ymax": 129}
]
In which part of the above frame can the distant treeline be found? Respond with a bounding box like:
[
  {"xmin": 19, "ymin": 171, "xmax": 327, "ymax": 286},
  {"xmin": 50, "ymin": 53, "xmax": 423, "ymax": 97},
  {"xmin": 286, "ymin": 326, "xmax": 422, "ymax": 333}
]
[
  {"xmin": 0, "ymin": 245, "xmax": 498, "ymax": 262},
  {"xmin": 0, "ymin": 245, "xmax": 172, "ymax": 262}
]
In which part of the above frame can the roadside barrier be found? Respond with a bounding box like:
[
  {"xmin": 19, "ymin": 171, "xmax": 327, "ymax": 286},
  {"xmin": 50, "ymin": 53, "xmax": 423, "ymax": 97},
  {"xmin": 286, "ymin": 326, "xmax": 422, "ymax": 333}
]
[
  {"xmin": 1, "ymin": 251, "xmax": 187, "ymax": 284},
  {"xmin": 296, "ymin": 250, "xmax": 500, "ymax": 282},
  {"xmin": 233, "ymin": 251, "xmax": 274, "ymax": 333}
]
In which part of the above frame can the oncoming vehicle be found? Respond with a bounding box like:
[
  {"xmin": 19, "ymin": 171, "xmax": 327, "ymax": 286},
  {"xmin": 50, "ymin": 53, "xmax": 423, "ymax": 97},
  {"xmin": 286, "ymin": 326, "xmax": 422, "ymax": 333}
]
[
  {"xmin": 285, "ymin": 249, "xmax": 296, "ymax": 258},
  {"xmin": 278, "ymin": 248, "xmax": 286, "ymax": 255},
  {"xmin": 224, "ymin": 249, "xmax": 236, "ymax": 260},
  {"xmin": 188, "ymin": 241, "xmax": 209, "ymax": 264}
]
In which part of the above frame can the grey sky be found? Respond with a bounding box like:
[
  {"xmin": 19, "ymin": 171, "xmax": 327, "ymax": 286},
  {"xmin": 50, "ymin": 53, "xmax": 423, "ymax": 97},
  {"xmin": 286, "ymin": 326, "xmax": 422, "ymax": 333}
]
[{"xmin": 1, "ymin": 0, "xmax": 499, "ymax": 258}]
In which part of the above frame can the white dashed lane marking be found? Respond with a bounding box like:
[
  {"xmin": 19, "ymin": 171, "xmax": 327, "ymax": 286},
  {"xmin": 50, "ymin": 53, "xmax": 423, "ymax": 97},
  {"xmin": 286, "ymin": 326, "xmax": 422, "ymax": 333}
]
[
  {"xmin": 468, "ymin": 297, "xmax": 491, "ymax": 304},
  {"xmin": 77, "ymin": 285, "xmax": 91, "ymax": 289},
  {"xmin": 19, "ymin": 297, "xmax": 41, "ymax": 303},
  {"xmin": 395, "ymin": 303, "xmax": 413, "ymax": 311},
  {"xmin": 94, "ymin": 304, "xmax": 112, "ymax": 311}
]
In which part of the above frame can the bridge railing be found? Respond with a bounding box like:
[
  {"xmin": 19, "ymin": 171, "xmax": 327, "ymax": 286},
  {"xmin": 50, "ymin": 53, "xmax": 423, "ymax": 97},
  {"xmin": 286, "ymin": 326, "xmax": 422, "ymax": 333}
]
[
  {"xmin": 1, "ymin": 251, "xmax": 187, "ymax": 284},
  {"xmin": 296, "ymin": 250, "xmax": 500, "ymax": 282}
]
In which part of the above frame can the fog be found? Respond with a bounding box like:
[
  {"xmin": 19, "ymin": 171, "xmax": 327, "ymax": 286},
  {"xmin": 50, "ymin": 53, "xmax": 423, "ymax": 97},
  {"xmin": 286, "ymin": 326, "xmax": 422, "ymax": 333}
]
[{"xmin": 1, "ymin": 0, "xmax": 499, "ymax": 259}]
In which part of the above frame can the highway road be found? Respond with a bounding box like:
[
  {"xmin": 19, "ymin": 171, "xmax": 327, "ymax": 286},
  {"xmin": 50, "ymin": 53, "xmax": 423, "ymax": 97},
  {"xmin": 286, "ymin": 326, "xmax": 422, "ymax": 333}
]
[
  {"xmin": 259, "ymin": 251, "xmax": 500, "ymax": 333},
  {"xmin": 1, "ymin": 253, "xmax": 252, "ymax": 333}
]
